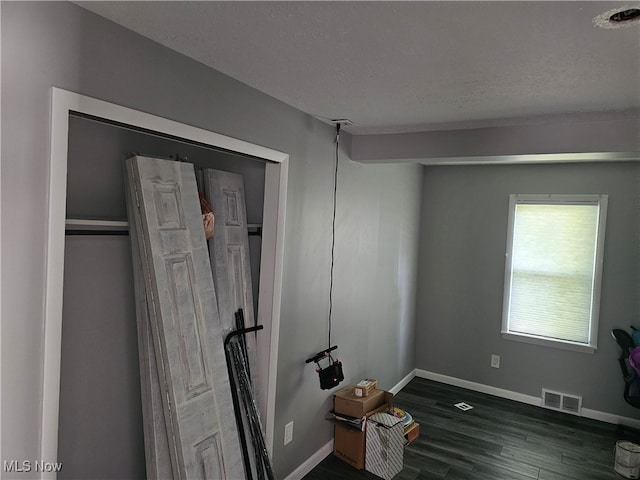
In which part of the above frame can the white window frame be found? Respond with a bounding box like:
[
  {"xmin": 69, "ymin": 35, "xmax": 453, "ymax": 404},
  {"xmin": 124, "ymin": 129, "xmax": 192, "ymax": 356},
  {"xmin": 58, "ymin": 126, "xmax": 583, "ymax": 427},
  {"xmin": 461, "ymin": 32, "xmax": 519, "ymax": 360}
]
[{"xmin": 501, "ymin": 194, "xmax": 608, "ymax": 353}]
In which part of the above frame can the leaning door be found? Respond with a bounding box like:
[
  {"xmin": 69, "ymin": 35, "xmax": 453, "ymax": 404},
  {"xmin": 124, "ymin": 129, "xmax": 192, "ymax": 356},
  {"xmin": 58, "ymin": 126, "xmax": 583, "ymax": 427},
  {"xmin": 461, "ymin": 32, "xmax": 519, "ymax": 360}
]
[
  {"xmin": 203, "ymin": 169, "xmax": 255, "ymax": 332},
  {"xmin": 127, "ymin": 156, "xmax": 244, "ymax": 480}
]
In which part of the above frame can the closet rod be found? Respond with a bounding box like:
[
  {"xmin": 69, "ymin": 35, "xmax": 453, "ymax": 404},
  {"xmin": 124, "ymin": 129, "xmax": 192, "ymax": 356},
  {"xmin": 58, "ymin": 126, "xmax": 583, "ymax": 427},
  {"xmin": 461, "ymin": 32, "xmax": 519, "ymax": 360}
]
[
  {"xmin": 66, "ymin": 230, "xmax": 129, "ymax": 236},
  {"xmin": 247, "ymin": 224, "xmax": 263, "ymax": 237},
  {"xmin": 66, "ymin": 219, "xmax": 262, "ymax": 236},
  {"xmin": 65, "ymin": 218, "xmax": 129, "ymax": 235}
]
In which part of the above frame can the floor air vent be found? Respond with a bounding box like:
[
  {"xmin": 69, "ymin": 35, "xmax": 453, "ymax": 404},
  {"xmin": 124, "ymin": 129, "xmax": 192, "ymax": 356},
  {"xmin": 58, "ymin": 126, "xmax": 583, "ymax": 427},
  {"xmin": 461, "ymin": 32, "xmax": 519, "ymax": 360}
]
[{"xmin": 542, "ymin": 389, "xmax": 582, "ymax": 416}]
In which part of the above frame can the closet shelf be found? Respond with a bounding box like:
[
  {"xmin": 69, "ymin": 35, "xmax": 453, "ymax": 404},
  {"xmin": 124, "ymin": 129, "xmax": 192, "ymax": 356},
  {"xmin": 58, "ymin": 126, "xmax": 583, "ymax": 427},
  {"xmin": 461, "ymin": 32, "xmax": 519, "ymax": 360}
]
[
  {"xmin": 65, "ymin": 218, "xmax": 129, "ymax": 235},
  {"xmin": 66, "ymin": 218, "xmax": 129, "ymax": 229}
]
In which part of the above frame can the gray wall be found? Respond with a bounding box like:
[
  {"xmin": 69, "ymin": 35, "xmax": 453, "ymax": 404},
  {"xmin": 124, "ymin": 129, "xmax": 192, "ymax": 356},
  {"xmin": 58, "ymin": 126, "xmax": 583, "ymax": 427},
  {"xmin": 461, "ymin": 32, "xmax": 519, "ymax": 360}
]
[
  {"xmin": 1, "ymin": 2, "xmax": 421, "ymax": 479},
  {"xmin": 59, "ymin": 236, "xmax": 145, "ymax": 480},
  {"xmin": 275, "ymin": 149, "xmax": 422, "ymax": 475},
  {"xmin": 415, "ymin": 162, "xmax": 640, "ymax": 418}
]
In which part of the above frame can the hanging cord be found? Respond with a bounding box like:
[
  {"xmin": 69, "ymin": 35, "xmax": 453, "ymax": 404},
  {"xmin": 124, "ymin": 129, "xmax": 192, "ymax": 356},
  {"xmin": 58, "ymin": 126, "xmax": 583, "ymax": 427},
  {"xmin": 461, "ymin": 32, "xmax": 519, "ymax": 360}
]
[{"xmin": 328, "ymin": 123, "xmax": 340, "ymax": 349}]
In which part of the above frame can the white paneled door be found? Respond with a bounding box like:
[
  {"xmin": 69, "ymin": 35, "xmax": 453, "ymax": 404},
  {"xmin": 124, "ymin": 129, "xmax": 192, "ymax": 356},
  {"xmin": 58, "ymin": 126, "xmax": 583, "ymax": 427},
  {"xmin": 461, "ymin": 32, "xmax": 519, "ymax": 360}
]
[
  {"xmin": 126, "ymin": 156, "xmax": 244, "ymax": 480},
  {"xmin": 203, "ymin": 168, "xmax": 256, "ymax": 339}
]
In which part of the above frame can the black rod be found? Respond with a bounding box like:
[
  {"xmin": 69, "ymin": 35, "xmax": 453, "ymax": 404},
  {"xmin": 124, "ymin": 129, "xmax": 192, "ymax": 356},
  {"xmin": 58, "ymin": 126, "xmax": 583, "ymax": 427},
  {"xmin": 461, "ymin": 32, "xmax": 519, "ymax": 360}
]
[
  {"xmin": 225, "ymin": 342, "xmax": 253, "ymax": 480},
  {"xmin": 305, "ymin": 345, "xmax": 338, "ymax": 364},
  {"xmin": 65, "ymin": 230, "xmax": 129, "ymax": 236},
  {"xmin": 235, "ymin": 309, "xmax": 252, "ymax": 380},
  {"xmin": 224, "ymin": 325, "xmax": 264, "ymax": 347},
  {"xmin": 224, "ymin": 323, "xmax": 264, "ymax": 479},
  {"xmin": 230, "ymin": 341, "xmax": 274, "ymax": 480}
]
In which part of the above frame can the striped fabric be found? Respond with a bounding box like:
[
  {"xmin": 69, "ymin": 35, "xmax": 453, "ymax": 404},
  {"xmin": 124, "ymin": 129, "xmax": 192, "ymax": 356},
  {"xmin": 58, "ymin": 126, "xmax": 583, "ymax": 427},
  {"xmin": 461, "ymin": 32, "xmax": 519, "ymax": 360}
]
[{"xmin": 365, "ymin": 413, "xmax": 404, "ymax": 479}]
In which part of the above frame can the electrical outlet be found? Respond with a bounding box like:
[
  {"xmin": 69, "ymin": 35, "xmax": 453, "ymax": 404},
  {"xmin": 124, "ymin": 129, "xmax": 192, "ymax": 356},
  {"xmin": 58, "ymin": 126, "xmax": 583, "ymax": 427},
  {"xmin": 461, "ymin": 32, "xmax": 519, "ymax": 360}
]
[
  {"xmin": 491, "ymin": 354, "xmax": 500, "ymax": 368},
  {"xmin": 284, "ymin": 421, "xmax": 293, "ymax": 445}
]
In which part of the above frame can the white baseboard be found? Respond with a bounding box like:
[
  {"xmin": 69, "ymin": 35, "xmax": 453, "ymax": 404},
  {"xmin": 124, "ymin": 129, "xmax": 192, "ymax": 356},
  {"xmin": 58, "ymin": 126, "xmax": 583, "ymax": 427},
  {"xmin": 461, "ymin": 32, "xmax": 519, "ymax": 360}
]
[
  {"xmin": 415, "ymin": 369, "xmax": 541, "ymax": 406},
  {"xmin": 416, "ymin": 369, "xmax": 640, "ymax": 430},
  {"xmin": 389, "ymin": 369, "xmax": 417, "ymax": 395},
  {"xmin": 283, "ymin": 440, "xmax": 333, "ymax": 480},
  {"xmin": 582, "ymin": 408, "xmax": 640, "ymax": 430},
  {"xmin": 283, "ymin": 370, "xmax": 419, "ymax": 479}
]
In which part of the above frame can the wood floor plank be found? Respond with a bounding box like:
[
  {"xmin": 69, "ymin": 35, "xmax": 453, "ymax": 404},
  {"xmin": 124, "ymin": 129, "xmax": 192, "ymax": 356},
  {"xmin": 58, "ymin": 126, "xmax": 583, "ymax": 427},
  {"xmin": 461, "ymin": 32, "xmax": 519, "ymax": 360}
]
[
  {"xmin": 403, "ymin": 405, "xmax": 527, "ymax": 450},
  {"xmin": 304, "ymin": 377, "xmax": 635, "ymax": 480},
  {"xmin": 403, "ymin": 447, "xmax": 454, "ymax": 476},
  {"xmin": 538, "ymin": 465, "xmax": 621, "ymax": 480},
  {"xmin": 500, "ymin": 444, "xmax": 562, "ymax": 468}
]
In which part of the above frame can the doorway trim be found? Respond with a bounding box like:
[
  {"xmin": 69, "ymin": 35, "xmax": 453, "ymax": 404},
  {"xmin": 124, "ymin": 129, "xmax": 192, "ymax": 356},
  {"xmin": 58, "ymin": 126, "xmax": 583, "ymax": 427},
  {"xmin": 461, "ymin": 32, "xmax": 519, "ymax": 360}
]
[{"xmin": 42, "ymin": 87, "xmax": 287, "ymax": 477}]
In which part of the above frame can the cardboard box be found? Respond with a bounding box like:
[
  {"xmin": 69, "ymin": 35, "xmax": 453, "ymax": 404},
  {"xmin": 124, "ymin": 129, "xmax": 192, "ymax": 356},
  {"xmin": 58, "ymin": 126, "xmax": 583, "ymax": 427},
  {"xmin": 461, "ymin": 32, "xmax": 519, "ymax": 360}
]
[
  {"xmin": 333, "ymin": 390, "xmax": 394, "ymax": 470},
  {"xmin": 334, "ymin": 387, "xmax": 386, "ymax": 418},
  {"xmin": 354, "ymin": 379, "xmax": 378, "ymax": 397},
  {"xmin": 333, "ymin": 422, "xmax": 366, "ymax": 469},
  {"xmin": 366, "ymin": 413, "xmax": 405, "ymax": 480},
  {"xmin": 404, "ymin": 422, "xmax": 420, "ymax": 445}
]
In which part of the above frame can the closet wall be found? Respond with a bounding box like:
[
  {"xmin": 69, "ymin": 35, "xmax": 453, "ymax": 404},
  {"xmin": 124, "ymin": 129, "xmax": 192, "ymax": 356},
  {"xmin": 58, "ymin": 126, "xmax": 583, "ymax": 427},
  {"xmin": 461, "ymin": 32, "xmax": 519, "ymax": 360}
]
[{"xmin": 59, "ymin": 115, "xmax": 266, "ymax": 479}]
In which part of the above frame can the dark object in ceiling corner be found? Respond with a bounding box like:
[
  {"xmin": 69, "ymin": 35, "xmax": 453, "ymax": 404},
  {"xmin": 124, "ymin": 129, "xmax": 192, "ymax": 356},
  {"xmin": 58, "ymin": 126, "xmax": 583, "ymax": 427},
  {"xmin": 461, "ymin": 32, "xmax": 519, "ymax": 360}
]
[{"xmin": 609, "ymin": 8, "xmax": 640, "ymax": 23}]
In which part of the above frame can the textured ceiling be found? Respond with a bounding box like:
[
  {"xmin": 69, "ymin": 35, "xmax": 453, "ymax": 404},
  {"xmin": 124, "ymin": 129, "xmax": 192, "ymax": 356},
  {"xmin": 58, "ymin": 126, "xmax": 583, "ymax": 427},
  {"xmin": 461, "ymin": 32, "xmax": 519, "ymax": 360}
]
[{"xmin": 76, "ymin": 1, "xmax": 640, "ymax": 134}]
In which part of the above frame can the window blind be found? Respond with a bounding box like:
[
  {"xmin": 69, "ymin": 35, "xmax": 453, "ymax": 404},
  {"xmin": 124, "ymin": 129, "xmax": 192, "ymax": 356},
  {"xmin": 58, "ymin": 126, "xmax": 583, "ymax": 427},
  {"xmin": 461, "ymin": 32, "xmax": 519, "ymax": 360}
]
[{"xmin": 503, "ymin": 196, "xmax": 606, "ymax": 351}]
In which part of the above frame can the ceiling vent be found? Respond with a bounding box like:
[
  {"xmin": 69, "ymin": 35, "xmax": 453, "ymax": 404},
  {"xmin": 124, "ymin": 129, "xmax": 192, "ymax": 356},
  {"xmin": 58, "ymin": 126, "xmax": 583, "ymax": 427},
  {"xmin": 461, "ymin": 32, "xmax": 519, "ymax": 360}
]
[{"xmin": 542, "ymin": 389, "xmax": 582, "ymax": 416}]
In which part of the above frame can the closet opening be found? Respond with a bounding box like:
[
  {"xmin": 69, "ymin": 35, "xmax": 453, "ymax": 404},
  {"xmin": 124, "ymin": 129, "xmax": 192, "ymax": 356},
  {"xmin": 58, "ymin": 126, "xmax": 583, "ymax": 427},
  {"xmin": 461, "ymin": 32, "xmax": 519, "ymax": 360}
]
[{"xmin": 43, "ymin": 88, "xmax": 287, "ymax": 478}]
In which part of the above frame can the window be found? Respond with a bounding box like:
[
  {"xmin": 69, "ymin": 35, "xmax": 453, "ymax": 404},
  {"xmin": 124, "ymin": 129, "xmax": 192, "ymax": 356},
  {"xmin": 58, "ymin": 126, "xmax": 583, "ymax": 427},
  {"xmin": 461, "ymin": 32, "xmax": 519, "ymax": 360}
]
[{"xmin": 501, "ymin": 194, "xmax": 608, "ymax": 353}]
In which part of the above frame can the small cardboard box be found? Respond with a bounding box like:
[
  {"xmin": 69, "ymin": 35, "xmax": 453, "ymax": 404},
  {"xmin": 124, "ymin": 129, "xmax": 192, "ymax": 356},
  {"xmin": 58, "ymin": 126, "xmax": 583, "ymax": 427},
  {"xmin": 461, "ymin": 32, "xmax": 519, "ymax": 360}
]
[
  {"xmin": 404, "ymin": 422, "xmax": 420, "ymax": 445},
  {"xmin": 334, "ymin": 387, "xmax": 386, "ymax": 418},
  {"xmin": 366, "ymin": 413, "xmax": 405, "ymax": 480},
  {"xmin": 333, "ymin": 390, "xmax": 393, "ymax": 470},
  {"xmin": 354, "ymin": 379, "xmax": 378, "ymax": 397}
]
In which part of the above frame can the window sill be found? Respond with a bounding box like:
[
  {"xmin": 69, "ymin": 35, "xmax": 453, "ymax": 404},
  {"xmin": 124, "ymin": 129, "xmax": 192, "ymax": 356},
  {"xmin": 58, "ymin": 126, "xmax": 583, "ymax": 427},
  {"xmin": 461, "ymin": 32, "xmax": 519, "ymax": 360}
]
[{"xmin": 502, "ymin": 332, "xmax": 596, "ymax": 354}]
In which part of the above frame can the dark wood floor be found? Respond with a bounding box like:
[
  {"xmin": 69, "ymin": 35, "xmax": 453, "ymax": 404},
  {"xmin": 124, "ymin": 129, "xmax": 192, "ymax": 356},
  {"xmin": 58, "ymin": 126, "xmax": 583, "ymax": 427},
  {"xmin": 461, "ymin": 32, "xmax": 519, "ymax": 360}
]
[{"xmin": 303, "ymin": 377, "xmax": 640, "ymax": 480}]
